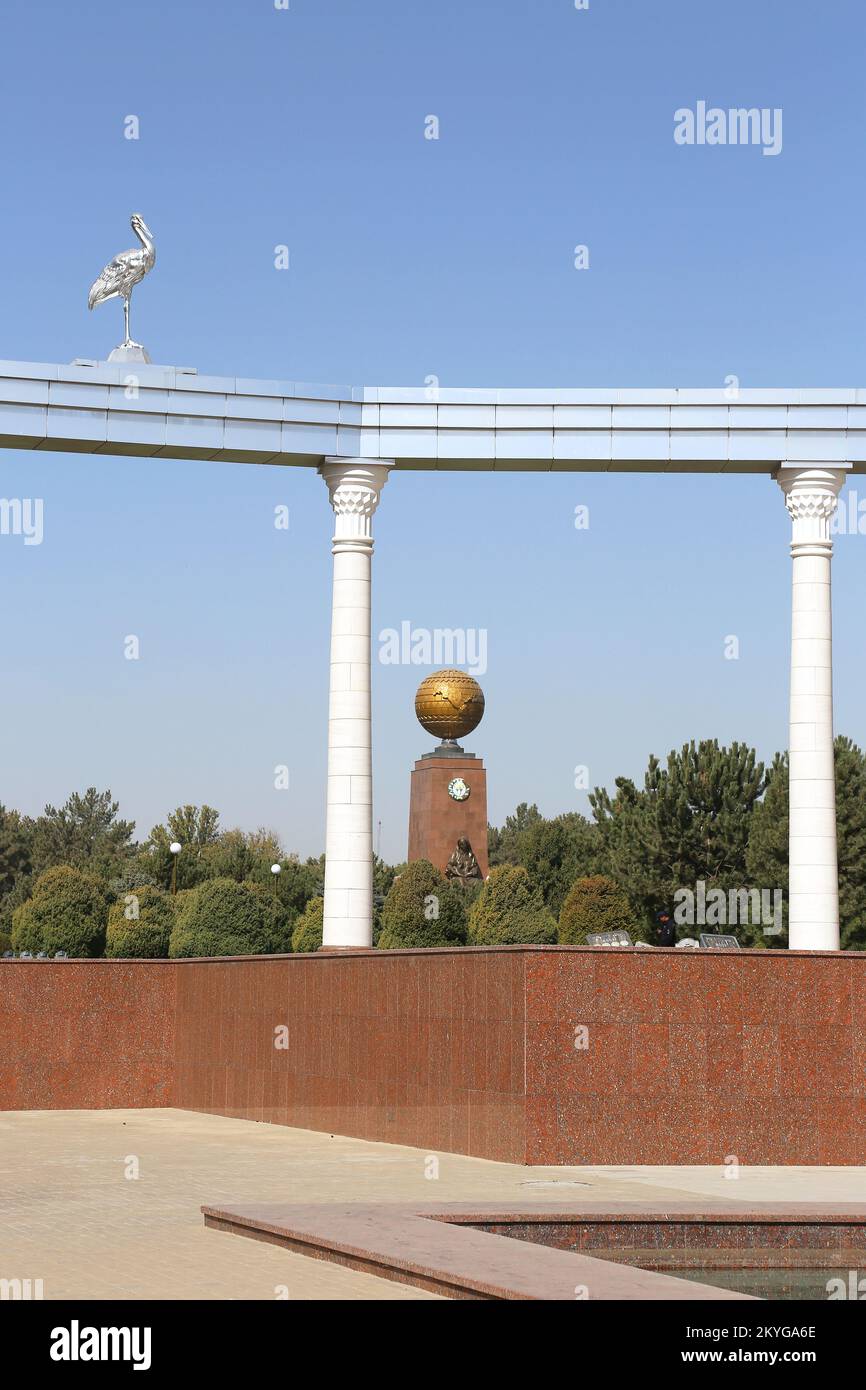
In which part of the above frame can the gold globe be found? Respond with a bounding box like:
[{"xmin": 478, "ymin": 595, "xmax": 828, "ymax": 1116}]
[{"xmin": 415, "ymin": 669, "xmax": 485, "ymax": 742}]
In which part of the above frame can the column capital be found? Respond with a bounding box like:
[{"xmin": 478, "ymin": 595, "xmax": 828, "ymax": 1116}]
[
  {"xmin": 776, "ymin": 465, "xmax": 848, "ymax": 558},
  {"xmin": 319, "ymin": 457, "xmax": 393, "ymax": 552}
]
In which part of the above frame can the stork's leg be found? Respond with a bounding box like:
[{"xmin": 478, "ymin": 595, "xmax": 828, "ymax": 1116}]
[{"xmin": 123, "ymin": 296, "xmax": 130, "ymax": 345}]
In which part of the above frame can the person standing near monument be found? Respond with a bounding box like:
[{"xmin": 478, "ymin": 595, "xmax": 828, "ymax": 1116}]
[{"xmin": 656, "ymin": 908, "xmax": 676, "ymax": 947}]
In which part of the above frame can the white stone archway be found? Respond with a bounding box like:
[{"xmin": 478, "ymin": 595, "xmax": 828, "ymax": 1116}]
[{"xmin": 2, "ymin": 362, "xmax": 862, "ymax": 949}]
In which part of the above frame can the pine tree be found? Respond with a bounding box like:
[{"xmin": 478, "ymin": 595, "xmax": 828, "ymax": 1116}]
[
  {"xmin": 31, "ymin": 788, "xmax": 135, "ymax": 878},
  {"xmin": 591, "ymin": 740, "xmax": 768, "ymax": 938},
  {"xmin": 0, "ymin": 804, "xmax": 32, "ymax": 900}
]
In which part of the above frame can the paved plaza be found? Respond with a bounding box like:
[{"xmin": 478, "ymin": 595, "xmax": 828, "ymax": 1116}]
[{"xmin": 2, "ymin": 1108, "xmax": 864, "ymax": 1301}]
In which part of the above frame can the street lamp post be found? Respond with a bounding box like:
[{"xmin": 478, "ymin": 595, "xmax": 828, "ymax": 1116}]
[
  {"xmin": 271, "ymin": 862, "xmax": 281, "ymax": 897},
  {"xmin": 169, "ymin": 841, "xmax": 181, "ymax": 895}
]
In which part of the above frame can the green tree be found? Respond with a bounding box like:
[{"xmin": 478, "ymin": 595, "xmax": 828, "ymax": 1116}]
[
  {"xmin": 743, "ymin": 751, "xmax": 789, "ymax": 946},
  {"xmin": 242, "ymin": 879, "xmax": 294, "ymax": 950},
  {"xmin": 378, "ymin": 860, "xmax": 468, "ymax": 948},
  {"xmin": 292, "ymin": 896, "xmax": 324, "ymax": 953},
  {"xmin": 373, "ymin": 856, "xmax": 402, "ymax": 942},
  {"xmin": 468, "ymin": 864, "xmax": 557, "ymax": 945},
  {"xmin": 168, "ymin": 877, "xmax": 291, "ymax": 958},
  {"xmin": 835, "ymin": 737, "xmax": 866, "ymax": 948},
  {"xmin": 266, "ymin": 853, "xmax": 324, "ymax": 917},
  {"xmin": 31, "ymin": 788, "xmax": 135, "ymax": 878},
  {"xmin": 559, "ymin": 875, "xmax": 636, "ymax": 944},
  {"xmin": 591, "ymin": 740, "xmax": 767, "ymax": 937},
  {"xmin": 200, "ymin": 827, "xmax": 282, "ymax": 883},
  {"xmin": 0, "ymin": 806, "xmax": 33, "ymax": 935},
  {"xmin": 140, "ymin": 804, "xmax": 221, "ymax": 891},
  {"xmin": 107, "ymin": 865, "xmax": 159, "ymax": 899},
  {"xmin": 11, "ymin": 866, "xmax": 109, "ymax": 957},
  {"xmin": 518, "ymin": 813, "xmax": 601, "ymax": 916},
  {"xmin": 106, "ymin": 885, "xmax": 175, "ymax": 958},
  {"xmin": 0, "ymin": 873, "xmax": 34, "ymax": 941},
  {"xmin": 286, "ymin": 855, "xmax": 324, "ymax": 910},
  {"xmin": 0, "ymin": 804, "xmax": 32, "ymax": 898},
  {"xmin": 747, "ymin": 738, "xmax": 866, "ymax": 949},
  {"xmin": 488, "ymin": 802, "xmax": 543, "ymax": 866}
]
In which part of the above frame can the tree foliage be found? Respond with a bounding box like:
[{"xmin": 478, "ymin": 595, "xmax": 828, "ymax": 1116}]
[
  {"xmin": 106, "ymin": 884, "xmax": 175, "ymax": 958},
  {"xmin": 30, "ymin": 788, "xmax": 135, "ymax": 878},
  {"xmin": 468, "ymin": 864, "xmax": 557, "ymax": 945},
  {"xmin": 0, "ymin": 806, "xmax": 33, "ymax": 936},
  {"xmin": 517, "ymin": 813, "xmax": 601, "ymax": 916},
  {"xmin": 559, "ymin": 875, "xmax": 636, "ymax": 944},
  {"xmin": 590, "ymin": 740, "xmax": 767, "ymax": 937},
  {"xmin": 292, "ymin": 896, "xmax": 324, "ymax": 953},
  {"xmin": 0, "ymin": 804, "xmax": 32, "ymax": 899},
  {"xmin": 378, "ymin": 860, "xmax": 468, "ymax": 948},
  {"xmin": 168, "ymin": 877, "xmax": 292, "ymax": 958},
  {"xmin": 0, "ymin": 732, "xmax": 864, "ymax": 957},
  {"xmin": 488, "ymin": 802, "xmax": 544, "ymax": 866},
  {"xmin": 11, "ymin": 865, "xmax": 109, "ymax": 957},
  {"xmin": 140, "ymin": 805, "xmax": 221, "ymax": 891}
]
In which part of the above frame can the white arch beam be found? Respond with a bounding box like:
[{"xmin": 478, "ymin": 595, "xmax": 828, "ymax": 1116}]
[{"xmin": 0, "ymin": 361, "xmax": 864, "ymax": 473}]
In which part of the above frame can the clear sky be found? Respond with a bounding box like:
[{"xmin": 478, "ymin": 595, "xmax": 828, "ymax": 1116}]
[{"xmin": 1, "ymin": 0, "xmax": 864, "ymax": 862}]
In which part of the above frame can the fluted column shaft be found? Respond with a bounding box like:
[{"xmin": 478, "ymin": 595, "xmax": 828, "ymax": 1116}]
[
  {"xmin": 777, "ymin": 466, "xmax": 847, "ymax": 950},
  {"xmin": 318, "ymin": 458, "xmax": 392, "ymax": 949}
]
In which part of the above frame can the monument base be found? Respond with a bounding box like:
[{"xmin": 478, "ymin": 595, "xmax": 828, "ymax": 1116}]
[
  {"xmin": 107, "ymin": 341, "xmax": 152, "ymax": 364},
  {"xmin": 407, "ymin": 747, "xmax": 488, "ymax": 878}
]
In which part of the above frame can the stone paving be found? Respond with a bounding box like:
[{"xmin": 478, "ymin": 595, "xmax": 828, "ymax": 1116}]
[{"xmin": 2, "ymin": 1108, "xmax": 864, "ymax": 1301}]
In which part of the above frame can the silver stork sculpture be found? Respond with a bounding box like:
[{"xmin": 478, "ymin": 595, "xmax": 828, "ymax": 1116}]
[{"xmin": 88, "ymin": 214, "xmax": 156, "ymax": 363}]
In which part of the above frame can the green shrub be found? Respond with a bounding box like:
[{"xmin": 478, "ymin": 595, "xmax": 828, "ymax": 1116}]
[
  {"xmin": 558, "ymin": 875, "xmax": 636, "ymax": 944},
  {"xmin": 291, "ymin": 896, "xmax": 324, "ymax": 953},
  {"xmin": 242, "ymin": 880, "xmax": 294, "ymax": 953},
  {"xmin": 105, "ymin": 885, "xmax": 175, "ymax": 958},
  {"xmin": 377, "ymin": 860, "xmax": 468, "ymax": 949},
  {"xmin": 467, "ymin": 864, "xmax": 557, "ymax": 946},
  {"xmin": 0, "ymin": 873, "xmax": 33, "ymax": 942},
  {"xmin": 108, "ymin": 867, "xmax": 159, "ymax": 899},
  {"xmin": 169, "ymin": 877, "xmax": 292, "ymax": 958},
  {"xmin": 9, "ymin": 902, "xmax": 41, "ymax": 954},
  {"xmin": 10, "ymin": 865, "xmax": 109, "ymax": 958}
]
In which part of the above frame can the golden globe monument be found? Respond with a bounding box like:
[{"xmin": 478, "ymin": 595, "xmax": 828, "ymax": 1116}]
[{"xmin": 407, "ymin": 669, "xmax": 489, "ymax": 880}]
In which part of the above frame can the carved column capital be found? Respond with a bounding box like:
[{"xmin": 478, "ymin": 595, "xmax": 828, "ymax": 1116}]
[
  {"xmin": 319, "ymin": 458, "xmax": 392, "ymax": 551},
  {"xmin": 776, "ymin": 466, "xmax": 847, "ymax": 557}
]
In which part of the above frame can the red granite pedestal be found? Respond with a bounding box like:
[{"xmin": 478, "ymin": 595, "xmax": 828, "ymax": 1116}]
[{"xmin": 407, "ymin": 749, "xmax": 488, "ymax": 877}]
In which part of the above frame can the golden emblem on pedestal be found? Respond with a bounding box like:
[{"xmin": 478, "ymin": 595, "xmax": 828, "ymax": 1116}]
[{"xmin": 414, "ymin": 669, "xmax": 485, "ymax": 742}]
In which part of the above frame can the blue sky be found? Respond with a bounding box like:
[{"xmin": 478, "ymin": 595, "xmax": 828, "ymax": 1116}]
[{"xmin": 0, "ymin": 0, "xmax": 864, "ymax": 861}]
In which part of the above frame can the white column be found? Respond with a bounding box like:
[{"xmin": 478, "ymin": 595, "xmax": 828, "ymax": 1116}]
[
  {"xmin": 776, "ymin": 465, "xmax": 847, "ymax": 951},
  {"xmin": 318, "ymin": 458, "xmax": 392, "ymax": 949}
]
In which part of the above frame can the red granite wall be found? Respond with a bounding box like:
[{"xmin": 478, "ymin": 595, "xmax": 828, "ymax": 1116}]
[
  {"xmin": 174, "ymin": 947, "xmax": 525, "ymax": 1162},
  {"xmin": 523, "ymin": 948, "xmax": 866, "ymax": 1166},
  {"xmin": 0, "ymin": 961, "xmax": 177, "ymax": 1110},
  {"xmin": 2, "ymin": 948, "xmax": 864, "ymax": 1165}
]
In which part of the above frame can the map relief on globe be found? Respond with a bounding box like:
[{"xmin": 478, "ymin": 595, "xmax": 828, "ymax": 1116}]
[{"xmin": 414, "ymin": 669, "xmax": 485, "ymax": 745}]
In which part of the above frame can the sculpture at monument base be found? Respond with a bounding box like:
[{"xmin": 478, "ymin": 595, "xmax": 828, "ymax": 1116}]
[{"xmin": 445, "ymin": 837, "xmax": 483, "ymax": 885}]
